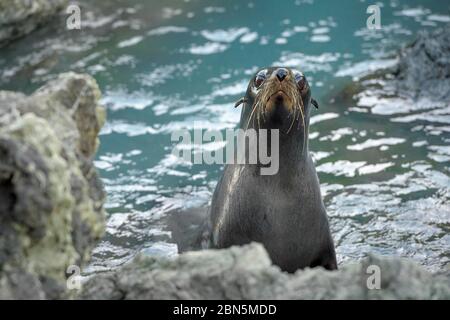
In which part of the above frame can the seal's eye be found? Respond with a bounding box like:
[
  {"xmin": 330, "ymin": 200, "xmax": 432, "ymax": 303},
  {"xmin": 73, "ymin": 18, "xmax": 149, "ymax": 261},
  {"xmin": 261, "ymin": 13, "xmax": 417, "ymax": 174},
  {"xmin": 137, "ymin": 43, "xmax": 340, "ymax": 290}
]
[
  {"xmin": 294, "ymin": 72, "xmax": 306, "ymax": 91},
  {"xmin": 254, "ymin": 70, "xmax": 267, "ymax": 88}
]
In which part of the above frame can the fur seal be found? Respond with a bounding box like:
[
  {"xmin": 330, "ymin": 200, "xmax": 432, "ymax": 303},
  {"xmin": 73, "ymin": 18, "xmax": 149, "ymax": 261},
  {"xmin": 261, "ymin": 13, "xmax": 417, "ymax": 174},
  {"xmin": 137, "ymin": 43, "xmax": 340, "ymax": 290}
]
[{"xmin": 206, "ymin": 67, "xmax": 337, "ymax": 272}]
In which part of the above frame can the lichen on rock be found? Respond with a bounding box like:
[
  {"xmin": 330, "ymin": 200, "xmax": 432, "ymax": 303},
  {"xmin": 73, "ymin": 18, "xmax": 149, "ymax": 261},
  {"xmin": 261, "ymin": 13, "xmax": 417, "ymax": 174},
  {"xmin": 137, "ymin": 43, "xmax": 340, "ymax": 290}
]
[{"xmin": 0, "ymin": 72, "xmax": 106, "ymax": 299}]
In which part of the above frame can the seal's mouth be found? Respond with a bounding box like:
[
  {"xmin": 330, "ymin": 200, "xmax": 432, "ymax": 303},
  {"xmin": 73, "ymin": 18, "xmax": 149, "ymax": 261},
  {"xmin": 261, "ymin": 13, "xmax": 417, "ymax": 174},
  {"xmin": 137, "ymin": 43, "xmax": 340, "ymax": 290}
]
[
  {"xmin": 267, "ymin": 90, "xmax": 290, "ymax": 103},
  {"xmin": 246, "ymin": 81, "xmax": 305, "ymax": 137},
  {"xmin": 266, "ymin": 89, "xmax": 294, "ymax": 111}
]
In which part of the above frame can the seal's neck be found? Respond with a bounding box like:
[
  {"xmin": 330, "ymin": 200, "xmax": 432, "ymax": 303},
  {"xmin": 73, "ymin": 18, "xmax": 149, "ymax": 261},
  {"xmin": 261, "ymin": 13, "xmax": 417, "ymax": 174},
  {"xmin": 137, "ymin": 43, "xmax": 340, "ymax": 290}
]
[
  {"xmin": 240, "ymin": 128, "xmax": 309, "ymax": 176},
  {"xmin": 279, "ymin": 129, "xmax": 309, "ymax": 159}
]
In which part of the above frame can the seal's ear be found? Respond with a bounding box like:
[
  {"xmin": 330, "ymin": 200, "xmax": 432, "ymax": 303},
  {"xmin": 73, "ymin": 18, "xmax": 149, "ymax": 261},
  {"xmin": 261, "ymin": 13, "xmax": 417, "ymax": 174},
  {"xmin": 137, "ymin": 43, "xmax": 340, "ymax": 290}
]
[
  {"xmin": 311, "ymin": 98, "xmax": 319, "ymax": 109},
  {"xmin": 234, "ymin": 97, "xmax": 247, "ymax": 108}
]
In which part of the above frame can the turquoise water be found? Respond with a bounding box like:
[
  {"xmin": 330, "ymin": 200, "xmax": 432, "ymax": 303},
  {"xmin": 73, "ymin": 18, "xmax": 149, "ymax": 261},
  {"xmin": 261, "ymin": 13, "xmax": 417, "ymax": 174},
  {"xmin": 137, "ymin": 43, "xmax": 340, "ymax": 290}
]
[{"xmin": 1, "ymin": 0, "xmax": 449, "ymax": 272}]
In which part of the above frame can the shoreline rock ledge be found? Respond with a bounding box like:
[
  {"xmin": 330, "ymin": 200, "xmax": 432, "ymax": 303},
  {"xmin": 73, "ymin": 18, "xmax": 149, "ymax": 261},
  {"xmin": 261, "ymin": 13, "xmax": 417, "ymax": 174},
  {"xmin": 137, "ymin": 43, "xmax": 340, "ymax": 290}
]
[
  {"xmin": 80, "ymin": 243, "xmax": 450, "ymax": 300},
  {"xmin": 0, "ymin": 72, "xmax": 106, "ymax": 299}
]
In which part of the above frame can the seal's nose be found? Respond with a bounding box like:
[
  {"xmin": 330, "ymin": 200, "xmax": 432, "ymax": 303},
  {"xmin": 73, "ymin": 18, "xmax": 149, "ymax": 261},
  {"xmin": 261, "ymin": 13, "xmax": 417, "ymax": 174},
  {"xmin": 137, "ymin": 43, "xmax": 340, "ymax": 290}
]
[{"xmin": 275, "ymin": 68, "xmax": 288, "ymax": 82}]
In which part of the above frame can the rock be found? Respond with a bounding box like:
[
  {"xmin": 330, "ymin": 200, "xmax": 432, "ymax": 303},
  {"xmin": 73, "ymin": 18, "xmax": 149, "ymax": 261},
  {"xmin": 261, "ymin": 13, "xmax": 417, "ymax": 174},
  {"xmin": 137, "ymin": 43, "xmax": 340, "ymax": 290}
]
[
  {"xmin": 0, "ymin": 72, "xmax": 106, "ymax": 299},
  {"xmin": 80, "ymin": 243, "xmax": 450, "ymax": 300},
  {"xmin": 0, "ymin": 0, "xmax": 68, "ymax": 47},
  {"xmin": 333, "ymin": 24, "xmax": 450, "ymax": 110},
  {"xmin": 395, "ymin": 24, "xmax": 450, "ymax": 101}
]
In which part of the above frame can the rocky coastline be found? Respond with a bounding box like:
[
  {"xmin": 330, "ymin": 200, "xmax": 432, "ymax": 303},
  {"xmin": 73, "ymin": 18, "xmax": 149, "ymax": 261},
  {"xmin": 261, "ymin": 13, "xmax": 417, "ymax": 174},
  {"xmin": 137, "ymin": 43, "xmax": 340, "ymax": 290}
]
[{"xmin": 0, "ymin": 3, "xmax": 449, "ymax": 299}]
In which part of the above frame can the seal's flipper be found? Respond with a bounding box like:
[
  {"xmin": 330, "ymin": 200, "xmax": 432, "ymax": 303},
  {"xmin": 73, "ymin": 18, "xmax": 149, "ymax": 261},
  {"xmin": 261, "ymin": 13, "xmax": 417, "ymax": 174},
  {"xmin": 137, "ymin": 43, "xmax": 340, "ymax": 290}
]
[
  {"xmin": 311, "ymin": 98, "xmax": 319, "ymax": 109},
  {"xmin": 234, "ymin": 97, "xmax": 247, "ymax": 108}
]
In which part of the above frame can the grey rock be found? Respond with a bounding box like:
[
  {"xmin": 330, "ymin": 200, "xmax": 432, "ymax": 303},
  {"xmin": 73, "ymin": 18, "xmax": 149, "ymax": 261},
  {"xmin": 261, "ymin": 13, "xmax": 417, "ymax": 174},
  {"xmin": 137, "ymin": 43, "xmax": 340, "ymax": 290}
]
[
  {"xmin": 0, "ymin": 0, "xmax": 68, "ymax": 47},
  {"xmin": 335, "ymin": 24, "xmax": 450, "ymax": 106},
  {"xmin": 80, "ymin": 243, "xmax": 450, "ymax": 300},
  {"xmin": 394, "ymin": 24, "xmax": 450, "ymax": 101},
  {"xmin": 0, "ymin": 72, "xmax": 106, "ymax": 299}
]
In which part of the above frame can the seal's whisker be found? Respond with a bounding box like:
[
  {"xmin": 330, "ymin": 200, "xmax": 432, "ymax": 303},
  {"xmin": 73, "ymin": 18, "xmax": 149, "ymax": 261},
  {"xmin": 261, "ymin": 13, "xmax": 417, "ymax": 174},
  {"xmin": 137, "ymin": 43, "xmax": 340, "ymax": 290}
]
[
  {"xmin": 252, "ymin": 102, "xmax": 258, "ymax": 128},
  {"xmin": 297, "ymin": 97, "xmax": 306, "ymax": 154},
  {"xmin": 257, "ymin": 107, "xmax": 261, "ymax": 130},
  {"xmin": 286, "ymin": 106, "xmax": 296, "ymax": 134},
  {"xmin": 286, "ymin": 92, "xmax": 297, "ymax": 134},
  {"xmin": 296, "ymin": 99, "xmax": 301, "ymax": 123},
  {"xmin": 246, "ymin": 101, "xmax": 258, "ymax": 130}
]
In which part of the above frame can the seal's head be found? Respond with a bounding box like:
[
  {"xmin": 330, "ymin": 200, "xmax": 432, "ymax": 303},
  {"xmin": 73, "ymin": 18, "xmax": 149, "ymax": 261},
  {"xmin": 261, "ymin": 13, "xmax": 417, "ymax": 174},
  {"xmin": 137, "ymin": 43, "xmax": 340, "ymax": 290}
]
[{"xmin": 235, "ymin": 67, "xmax": 318, "ymax": 136}]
